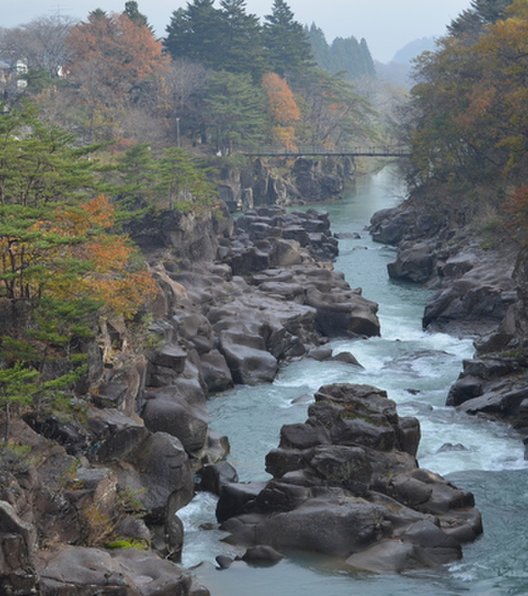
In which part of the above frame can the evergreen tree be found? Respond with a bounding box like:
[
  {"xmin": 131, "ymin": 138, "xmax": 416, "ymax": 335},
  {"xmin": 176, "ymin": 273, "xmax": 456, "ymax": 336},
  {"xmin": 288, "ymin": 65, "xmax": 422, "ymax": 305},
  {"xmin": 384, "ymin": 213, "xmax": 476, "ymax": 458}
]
[
  {"xmin": 308, "ymin": 26, "xmax": 375, "ymax": 80},
  {"xmin": 331, "ymin": 37, "xmax": 362, "ymax": 79},
  {"xmin": 219, "ymin": 0, "xmax": 266, "ymax": 79},
  {"xmin": 263, "ymin": 0, "xmax": 314, "ymax": 78},
  {"xmin": 448, "ymin": 0, "xmax": 512, "ymax": 38},
  {"xmin": 359, "ymin": 38, "xmax": 375, "ymax": 76},
  {"xmin": 201, "ymin": 71, "xmax": 267, "ymax": 154},
  {"xmin": 123, "ymin": 1, "xmax": 150, "ymax": 28},
  {"xmin": 471, "ymin": 0, "xmax": 511, "ymax": 22},
  {"xmin": 306, "ymin": 23, "xmax": 331, "ymax": 71},
  {"xmin": 0, "ymin": 102, "xmax": 99, "ymax": 207},
  {"xmin": 156, "ymin": 147, "xmax": 214, "ymax": 211},
  {"xmin": 164, "ymin": 0, "xmax": 224, "ymax": 69}
]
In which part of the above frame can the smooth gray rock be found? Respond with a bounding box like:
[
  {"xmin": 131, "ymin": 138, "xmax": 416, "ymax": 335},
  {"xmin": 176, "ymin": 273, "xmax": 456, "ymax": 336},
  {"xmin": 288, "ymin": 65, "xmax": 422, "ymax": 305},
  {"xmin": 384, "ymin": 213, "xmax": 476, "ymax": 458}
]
[
  {"xmin": 39, "ymin": 545, "xmax": 197, "ymax": 595},
  {"xmin": 142, "ymin": 391, "xmax": 208, "ymax": 454}
]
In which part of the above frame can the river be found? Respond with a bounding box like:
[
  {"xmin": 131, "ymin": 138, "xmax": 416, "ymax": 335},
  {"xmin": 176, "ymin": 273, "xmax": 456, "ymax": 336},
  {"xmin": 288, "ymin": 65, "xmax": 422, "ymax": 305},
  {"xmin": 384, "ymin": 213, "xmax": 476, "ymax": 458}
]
[{"xmin": 180, "ymin": 167, "xmax": 528, "ymax": 595}]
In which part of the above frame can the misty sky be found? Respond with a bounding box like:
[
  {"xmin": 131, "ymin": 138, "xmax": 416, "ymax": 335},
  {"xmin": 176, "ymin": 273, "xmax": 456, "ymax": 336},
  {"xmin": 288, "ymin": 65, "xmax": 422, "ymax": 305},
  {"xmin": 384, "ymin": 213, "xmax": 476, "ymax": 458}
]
[{"xmin": 2, "ymin": 0, "xmax": 473, "ymax": 62}]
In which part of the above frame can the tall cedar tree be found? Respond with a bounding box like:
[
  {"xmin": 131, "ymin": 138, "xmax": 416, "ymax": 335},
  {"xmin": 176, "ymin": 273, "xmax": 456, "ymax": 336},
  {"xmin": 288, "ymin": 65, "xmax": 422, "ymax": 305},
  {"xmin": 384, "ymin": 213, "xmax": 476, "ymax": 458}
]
[
  {"xmin": 164, "ymin": 1, "xmax": 224, "ymax": 69},
  {"xmin": 218, "ymin": 0, "xmax": 266, "ymax": 80},
  {"xmin": 306, "ymin": 24, "xmax": 332, "ymax": 71},
  {"xmin": 165, "ymin": 0, "xmax": 265, "ymax": 79},
  {"xmin": 306, "ymin": 25, "xmax": 375, "ymax": 80},
  {"xmin": 263, "ymin": 0, "xmax": 314, "ymax": 79}
]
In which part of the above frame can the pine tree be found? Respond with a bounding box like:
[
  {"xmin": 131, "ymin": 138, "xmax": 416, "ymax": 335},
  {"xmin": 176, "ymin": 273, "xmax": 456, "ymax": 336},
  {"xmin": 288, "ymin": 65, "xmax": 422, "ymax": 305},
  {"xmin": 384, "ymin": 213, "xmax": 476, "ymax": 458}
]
[
  {"xmin": 306, "ymin": 24, "xmax": 331, "ymax": 71},
  {"xmin": 219, "ymin": 0, "xmax": 266, "ymax": 79},
  {"xmin": 0, "ymin": 102, "xmax": 99, "ymax": 207},
  {"xmin": 263, "ymin": 0, "xmax": 314, "ymax": 78},
  {"xmin": 164, "ymin": 0, "xmax": 224, "ymax": 69},
  {"xmin": 123, "ymin": 1, "xmax": 150, "ymax": 28}
]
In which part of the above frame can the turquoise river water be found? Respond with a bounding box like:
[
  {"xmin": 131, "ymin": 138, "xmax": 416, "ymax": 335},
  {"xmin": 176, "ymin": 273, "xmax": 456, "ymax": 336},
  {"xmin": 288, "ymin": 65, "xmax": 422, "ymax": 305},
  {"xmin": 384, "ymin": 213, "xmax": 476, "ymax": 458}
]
[{"xmin": 179, "ymin": 168, "xmax": 528, "ymax": 595}]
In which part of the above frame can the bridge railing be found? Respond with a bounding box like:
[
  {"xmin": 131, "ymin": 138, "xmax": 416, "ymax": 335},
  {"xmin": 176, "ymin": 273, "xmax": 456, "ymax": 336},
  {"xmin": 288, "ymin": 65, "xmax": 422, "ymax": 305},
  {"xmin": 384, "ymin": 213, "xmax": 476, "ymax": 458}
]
[{"xmin": 241, "ymin": 145, "xmax": 411, "ymax": 157}]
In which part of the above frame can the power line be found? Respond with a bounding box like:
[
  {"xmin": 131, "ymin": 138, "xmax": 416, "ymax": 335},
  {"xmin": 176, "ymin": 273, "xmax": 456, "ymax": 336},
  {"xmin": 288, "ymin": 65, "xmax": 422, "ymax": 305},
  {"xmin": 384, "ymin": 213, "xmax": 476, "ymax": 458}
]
[{"xmin": 48, "ymin": 4, "xmax": 68, "ymax": 18}]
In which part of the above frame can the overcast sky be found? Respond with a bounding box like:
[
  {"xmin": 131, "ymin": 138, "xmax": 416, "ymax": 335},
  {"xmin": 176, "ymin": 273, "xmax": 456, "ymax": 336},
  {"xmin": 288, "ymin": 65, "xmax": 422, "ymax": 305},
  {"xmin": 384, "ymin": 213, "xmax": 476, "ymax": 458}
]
[{"xmin": 2, "ymin": 0, "xmax": 473, "ymax": 63}]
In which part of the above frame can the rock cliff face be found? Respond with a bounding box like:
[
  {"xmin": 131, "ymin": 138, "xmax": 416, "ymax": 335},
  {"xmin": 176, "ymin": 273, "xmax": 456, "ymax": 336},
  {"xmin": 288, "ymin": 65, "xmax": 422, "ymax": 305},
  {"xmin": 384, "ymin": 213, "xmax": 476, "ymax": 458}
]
[
  {"xmin": 216, "ymin": 384, "xmax": 482, "ymax": 573},
  {"xmin": 370, "ymin": 202, "xmax": 516, "ymax": 335},
  {"xmin": 219, "ymin": 156, "xmax": 355, "ymax": 211},
  {"xmin": 369, "ymin": 194, "xmax": 528, "ymax": 450}
]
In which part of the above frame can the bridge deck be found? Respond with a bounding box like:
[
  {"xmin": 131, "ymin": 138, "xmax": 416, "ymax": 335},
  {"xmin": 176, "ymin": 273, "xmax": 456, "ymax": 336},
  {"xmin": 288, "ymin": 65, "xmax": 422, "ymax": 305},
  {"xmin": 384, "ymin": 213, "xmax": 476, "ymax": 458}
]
[{"xmin": 243, "ymin": 146, "xmax": 410, "ymax": 158}]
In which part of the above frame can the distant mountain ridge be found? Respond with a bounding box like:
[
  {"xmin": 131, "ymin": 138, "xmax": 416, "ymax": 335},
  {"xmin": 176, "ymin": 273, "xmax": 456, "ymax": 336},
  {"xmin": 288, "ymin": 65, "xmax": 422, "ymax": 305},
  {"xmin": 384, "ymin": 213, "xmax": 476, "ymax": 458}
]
[{"xmin": 392, "ymin": 36, "xmax": 437, "ymax": 64}]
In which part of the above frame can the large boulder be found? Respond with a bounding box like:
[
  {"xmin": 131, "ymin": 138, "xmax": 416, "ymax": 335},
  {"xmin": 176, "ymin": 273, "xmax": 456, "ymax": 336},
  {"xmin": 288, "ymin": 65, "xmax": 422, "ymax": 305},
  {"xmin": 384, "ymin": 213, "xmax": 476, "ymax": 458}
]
[
  {"xmin": 218, "ymin": 331, "xmax": 278, "ymax": 385},
  {"xmin": 142, "ymin": 388, "xmax": 208, "ymax": 454},
  {"xmin": 120, "ymin": 432, "xmax": 193, "ymax": 520},
  {"xmin": 387, "ymin": 241, "xmax": 436, "ymax": 284},
  {"xmin": 0, "ymin": 501, "xmax": 38, "ymax": 594},
  {"xmin": 86, "ymin": 409, "xmax": 149, "ymax": 464},
  {"xmin": 38, "ymin": 545, "xmax": 206, "ymax": 595},
  {"xmin": 218, "ymin": 384, "xmax": 482, "ymax": 572}
]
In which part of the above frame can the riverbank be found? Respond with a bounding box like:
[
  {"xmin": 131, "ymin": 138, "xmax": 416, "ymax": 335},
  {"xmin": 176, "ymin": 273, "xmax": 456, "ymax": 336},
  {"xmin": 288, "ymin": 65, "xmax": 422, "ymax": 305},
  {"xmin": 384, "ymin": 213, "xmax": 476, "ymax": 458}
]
[{"xmin": 369, "ymin": 186, "xmax": 528, "ymax": 451}]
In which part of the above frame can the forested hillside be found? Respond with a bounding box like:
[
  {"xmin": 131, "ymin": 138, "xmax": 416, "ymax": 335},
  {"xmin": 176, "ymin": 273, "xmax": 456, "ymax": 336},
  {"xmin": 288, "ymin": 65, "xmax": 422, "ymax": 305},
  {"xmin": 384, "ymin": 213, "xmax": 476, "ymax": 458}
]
[
  {"xmin": 403, "ymin": 0, "xmax": 527, "ymax": 238},
  {"xmin": 0, "ymin": 0, "xmax": 378, "ymax": 155},
  {"xmin": 306, "ymin": 23, "xmax": 375, "ymax": 80}
]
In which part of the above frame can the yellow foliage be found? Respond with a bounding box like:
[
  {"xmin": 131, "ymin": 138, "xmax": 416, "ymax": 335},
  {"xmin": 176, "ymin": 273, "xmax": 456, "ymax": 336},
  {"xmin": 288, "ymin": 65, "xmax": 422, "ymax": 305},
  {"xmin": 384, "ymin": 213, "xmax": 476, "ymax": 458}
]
[{"xmin": 272, "ymin": 126, "xmax": 297, "ymax": 151}]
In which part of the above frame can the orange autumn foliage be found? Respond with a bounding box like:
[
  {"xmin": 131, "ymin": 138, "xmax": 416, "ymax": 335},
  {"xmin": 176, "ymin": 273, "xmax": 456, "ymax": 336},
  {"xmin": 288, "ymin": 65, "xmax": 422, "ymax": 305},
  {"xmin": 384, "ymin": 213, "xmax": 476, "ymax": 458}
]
[
  {"xmin": 8, "ymin": 195, "xmax": 157, "ymax": 319},
  {"xmin": 262, "ymin": 72, "xmax": 300, "ymax": 148},
  {"xmin": 66, "ymin": 12, "xmax": 169, "ymax": 100},
  {"xmin": 262, "ymin": 73, "xmax": 301, "ymax": 125}
]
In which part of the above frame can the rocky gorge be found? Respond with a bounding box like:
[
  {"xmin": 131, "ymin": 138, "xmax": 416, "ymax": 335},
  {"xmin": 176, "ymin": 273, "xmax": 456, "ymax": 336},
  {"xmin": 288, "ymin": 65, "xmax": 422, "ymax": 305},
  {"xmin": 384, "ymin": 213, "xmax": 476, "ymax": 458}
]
[
  {"xmin": 0, "ymin": 161, "xmax": 385, "ymax": 594},
  {"xmin": 2, "ymin": 155, "xmax": 514, "ymax": 593}
]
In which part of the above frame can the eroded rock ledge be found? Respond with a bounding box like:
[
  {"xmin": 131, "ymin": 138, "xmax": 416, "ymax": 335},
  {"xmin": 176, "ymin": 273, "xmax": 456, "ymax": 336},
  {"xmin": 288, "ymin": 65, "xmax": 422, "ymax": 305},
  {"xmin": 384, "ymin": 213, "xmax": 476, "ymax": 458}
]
[
  {"xmin": 369, "ymin": 197, "xmax": 528, "ymax": 452},
  {"xmin": 215, "ymin": 384, "xmax": 482, "ymax": 573},
  {"xmin": 369, "ymin": 204, "xmax": 516, "ymax": 335}
]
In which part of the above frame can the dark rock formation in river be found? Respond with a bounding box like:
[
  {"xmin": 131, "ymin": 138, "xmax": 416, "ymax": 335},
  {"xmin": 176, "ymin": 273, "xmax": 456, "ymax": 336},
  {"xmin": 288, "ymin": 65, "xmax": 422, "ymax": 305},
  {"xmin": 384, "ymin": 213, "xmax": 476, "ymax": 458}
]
[{"xmin": 216, "ymin": 383, "xmax": 482, "ymax": 573}]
